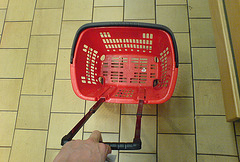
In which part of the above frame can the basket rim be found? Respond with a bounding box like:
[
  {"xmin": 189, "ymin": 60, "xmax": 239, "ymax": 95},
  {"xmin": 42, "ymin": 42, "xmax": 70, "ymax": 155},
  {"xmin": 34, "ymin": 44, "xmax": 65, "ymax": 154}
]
[{"xmin": 70, "ymin": 21, "xmax": 179, "ymax": 68}]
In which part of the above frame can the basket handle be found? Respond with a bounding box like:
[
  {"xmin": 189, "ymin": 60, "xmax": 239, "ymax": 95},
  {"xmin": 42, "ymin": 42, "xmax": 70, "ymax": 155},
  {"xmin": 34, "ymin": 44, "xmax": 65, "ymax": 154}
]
[
  {"xmin": 61, "ymin": 99, "xmax": 144, "ymax": 150},
  {"xmin": 61, "ymin": 98, "xmax": 105, "ymax": 145}
]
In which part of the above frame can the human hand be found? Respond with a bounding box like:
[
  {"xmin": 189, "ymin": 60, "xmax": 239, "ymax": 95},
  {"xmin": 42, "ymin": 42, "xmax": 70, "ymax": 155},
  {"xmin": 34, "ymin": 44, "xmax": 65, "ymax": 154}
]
[{"xmin": 54, "ymin": 130, "xmax": 112, "ymax": 162}]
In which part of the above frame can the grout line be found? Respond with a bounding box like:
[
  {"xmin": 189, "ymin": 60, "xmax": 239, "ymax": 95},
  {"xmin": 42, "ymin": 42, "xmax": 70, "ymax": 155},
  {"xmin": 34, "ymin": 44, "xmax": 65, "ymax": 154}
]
[
  {"xmin": 7, "ymin": 0, "xmax": 37, "ymax": 160},
  {"xmin": 233, "ymin": 121, "xmax": 240, "ymax": 159},
  {"xmin": 189, "ymin": 17, "xmax": 212, "ymax": 20},
  {"xmin": 0, "ymin": 146, "xmax": 11, "ymax": 148},
  {"xmin": 156, "ymin": 4, "xmax": 187, "ymax": 7},
  {"xmin": 43, "ymin": 1, "xmax": 65, "ymax": 161},
  {"xmin": 195, "ymin": 114, "xmax": 226, "ymax": 117},
  {"xmin": 173, "ymin": 31, "xmax": 190, "ymax": 34},
  {"xmin": 186, "ymin": 1, "xmax": 198, "ymax": 162},
  {"xmin": 94, "ymin": 6, "xmax": 124, "ymax": 8},
  {"xmin": 124, "ymin": 19, "xmax": 156, "ymax": 21},
  {"xmin": 156, "ymin": 103, "xmax": 158, "ymax": 161},
  {"xmin": 0, "ymin": 110, "xmax": 17, "ymax": 112},
  {"xmin": 154, "ymin": 0, "xmax": 157, "ymax": 24},
  {"xmin": 4, "ymin": 20, "xmax": 33, "ymax": 23},
  {"xmin": 191, "ymin": 46, "xmax": 216, "ymax": 48},
  {"xmin": 122, "ymin": 0, "xmax": 125, "ymax": 22},
  {"xmin": 179, "ymin": 62, "xmax": 192, "ymax": 64},
  {"xmin": 0, "ymin": 8, "xmax": 8, "ymax": 44},
  {"xmin": 91, "ymin": 0, "xmax": 94, "ymax": 23},
  {"xmin": 0, "ymin": 48, "xmax": 28, "ymax": 49},
  {"xmin": 119, "ymin": 152, "xmax": 157, "ymax": 155},
  {"xmin": 157, "ymin": 133, "xmax": 195, "ymax": 135},
  {"xmin": 172, "ymin": 95, "xmax": 193, "ymax": 98},
  {"xmin": 171, "ymin": 96, "xmax": 193, "ymax": 98},
  {"xmin": 0, "ymin": 78, "xmax": 23, "ymax": 79},
  {"xmin": 193, "ymin": 79, "xmax": 221, "ymax": 81},
  {"xmin": 197, "ymin": 153, "xmax": 239, "ymax": 157}
]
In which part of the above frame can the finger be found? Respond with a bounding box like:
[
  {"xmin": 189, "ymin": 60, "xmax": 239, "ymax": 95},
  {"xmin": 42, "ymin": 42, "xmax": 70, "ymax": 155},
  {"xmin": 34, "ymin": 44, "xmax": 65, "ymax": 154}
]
[
  {"xmin": 99, "ymin": 143, "xmax": 112, "ymax": 159},
  {"xmin": 89, "ymin": 130, "xmax": 102, "ymax": 142}
]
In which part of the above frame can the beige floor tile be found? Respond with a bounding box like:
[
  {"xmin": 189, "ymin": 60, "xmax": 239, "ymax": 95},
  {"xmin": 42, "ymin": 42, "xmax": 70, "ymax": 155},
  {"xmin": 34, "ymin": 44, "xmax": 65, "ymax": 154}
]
[
  {"xmin": 158, "ymin": 134, "xmax": 195, "ymax": 162},
  {"xmin": 173, "ymin": 64, "xmax": 193, "ymax": 97},
  {"xmin": 95, "ymin": 0, "xmax": 123, "ymax": 6},
  {"xmin": 0, "ymin": 22, "xmax": 31, "ymax": 48},
  {"xmin": 45, "ymin": 149, "xmax": 60, "ymax": 162},
  {"xmin": 121, "ymin": 104, "xmax": 156, "ymax": 115},
  {"xmin": 194, "ymin": 81, "xmax": 225, "ymax": 115},
  {"xmin": 60, "ymin": 21, "xmax": 90, "ymax": 48},
  {"xmin": 0, "ymin": 112, "xmax": 16, "ymax": 146},
  {"xmin": 119, "ymin": 153, "xmax": 156, "ymax": 162},
  {"xmin": 156, "ymin": 0, "xmax": 186, "ymax": 5},
  {"xmin": 124, "ymin": 19, "xmax": 155, "ymax": 23},
  {"xmin": 32, "ymin": 9, "xmax": 62, "ymax": 35},
  {"xmin": 63, "ymin": 0, "xmax": 93, "ymax": 20},
  {"xmin": 21, "ymin": 64, "xmax": 55, "ymax": 95},
  {"xmin": 174, "ymin": 33, "xmax": 191, "ymax": 63},
  {"xmin": 56, "ymin": 49, "xmax": 71, "ymax": 79},
  {"xmin": 196, "ymin": 116, "xmax": 237, "ymax": 155},
  {"xmin": 124, "ymin": 0, "xmax": 154, "ymax": 20},
  {"xmin": 235, "ymin": 121, "xmax": 240, "ymax": 135},
  {"xmin": 156, "ymin": 6, "xmax": 188, "ymax": 32},
  {"xmin": 51, "ymin": 80, "xmax": 85, "ymax": 113},
  {"xmin": 16, "ymin": 96, "xmax": 51, "ymax": 130},
  {"xmin": 47, "ymin": 113, "xmax": 84, "ymax": 149},
  {"xmin": 158, "ymin": 98, "xmax": 194, "ymax": 134},
  {"xmin": 84, "ymin": 101, "xmax": 120, "ymax": 133},
  {"xmin": 6, "ymin": 0, "xmax": 35, "ymax": 21},
  {"xmin": 0, "ymin": 49, "xmax": 27, "ymax": 78},
  {"xmin": 0, "ymin": 0, "xmax": 8, "ymax": 8},
  {"xmin": 0, "ymin": 10, "xmax": 5, "ymax": 34},
  {"xmin": 0, "ymin": 79, "xmax": 21, "ymax": 110},
  {"xmin": 188, "ymin": 0, "xmax": 211, "ymax": 18},
  {"xmin": 36, "ymin": 0, "xmax": 64, "ymax": 8},
  {"xmin": 0, "ymin": 147, "xmax": 11, "ymax": 162},
  {"xmin": 93, "ymin": 7, "xmax": 123, "ymax": 22},
  {"xmin": 190, "ymin": 19, "xmax": 215, "ymax": 47},
  {"xmin": 27, "ymin": 36, "xmax": 59, "ymax": 63},
  {"xmin": 197, "ymin": 155, "xmax": 239, "ymax": 162},
  {"xmin": 120, "ymin": 115, "xmax": 156, "ymax": 153},
  {"xmin": 192, "ymin": 48, "xmax": 220, "ymax": 79},
  {"xmin": 9, "ymin": 130, "xmax": 47, "ymax": 162}
]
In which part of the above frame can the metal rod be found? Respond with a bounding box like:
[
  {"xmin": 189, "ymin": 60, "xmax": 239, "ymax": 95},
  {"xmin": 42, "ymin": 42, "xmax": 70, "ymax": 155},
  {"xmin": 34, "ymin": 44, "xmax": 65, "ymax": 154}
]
[
  {"xmin": 134, "ymin": 100, "xmax": 143, "ymax": 141},
  {"xmin": 63, "ymin": 98, "xmax": 105, "ymax": 143}
]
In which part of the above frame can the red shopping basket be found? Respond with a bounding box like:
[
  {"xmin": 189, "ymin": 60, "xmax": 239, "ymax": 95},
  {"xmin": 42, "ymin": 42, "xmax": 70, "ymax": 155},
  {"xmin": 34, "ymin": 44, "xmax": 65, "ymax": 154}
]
[{"xmin": 61, "ymin": 22, "xmax": 178, "ymax": 150}]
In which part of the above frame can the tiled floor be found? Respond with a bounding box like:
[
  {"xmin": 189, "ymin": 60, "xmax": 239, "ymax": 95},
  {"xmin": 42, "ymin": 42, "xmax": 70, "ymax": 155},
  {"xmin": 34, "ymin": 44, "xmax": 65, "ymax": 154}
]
[{"xmin": 0, "ymin": 0, "xmax": 239, "ymax": 162}]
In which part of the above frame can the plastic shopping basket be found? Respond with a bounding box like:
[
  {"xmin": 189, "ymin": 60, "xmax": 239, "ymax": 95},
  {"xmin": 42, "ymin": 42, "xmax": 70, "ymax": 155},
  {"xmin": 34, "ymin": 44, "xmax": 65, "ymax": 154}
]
[{"xmin": 61, "ymin": 22, "xmax": 178, "ymax": 150}]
